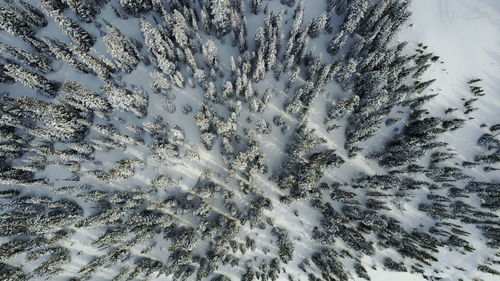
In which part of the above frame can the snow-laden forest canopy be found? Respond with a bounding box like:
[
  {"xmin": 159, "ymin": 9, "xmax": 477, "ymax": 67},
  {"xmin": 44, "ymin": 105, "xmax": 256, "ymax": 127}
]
[{"xmin": 0, "ymin": 0, "xmax": 498, "ymax": 280}]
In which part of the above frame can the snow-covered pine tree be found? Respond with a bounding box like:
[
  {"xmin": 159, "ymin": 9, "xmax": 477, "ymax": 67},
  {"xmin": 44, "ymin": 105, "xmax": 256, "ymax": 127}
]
[
  {"xmin": 4, "ymin": 0, "xmax": 47, "ymax": 28},
  {"xmin": 3, "ymin": 63, "xmax": 58, "ymax": 97},
  {"xmin": 327, "ymin": 0, "xmax": 368, "ymax": 55},
  {"xmin": 251, "ymin": 0, "xmax": 263, "ymax": 15},
  {"xmin": 0, "ymin": 43, "xmax": 52, "ymax": 73},
  {"xmin": 41, "ymin": 5, "xmax": 95, "ymax": 51},
  {"xmin": 65, "ymin": 0, "xmax": 98, "ymax": 23},
  {"xmin": 102, "ymin": 82, "xmax": 148, "ymax": 118},
  {"xmin": 61, "ymin": 81, "xmax": 111, "ymax": 112},
  {"xmin": 103, "ymin": 25, "xmax": 142, "ymax": 73},
  {"xmin": 43, "ymin": 37, "xmax": 90, "ymax": 73},
  {"xmin": 119, "ymin": 0, "xmax": 152, "ymax": 17},
  {"xmin": 308, "ymin": 13, "xmax": 328, "ymax": 38},
  {"xmin": 206, "ymin": 0, "xmax": 231, "ymax": 38}
]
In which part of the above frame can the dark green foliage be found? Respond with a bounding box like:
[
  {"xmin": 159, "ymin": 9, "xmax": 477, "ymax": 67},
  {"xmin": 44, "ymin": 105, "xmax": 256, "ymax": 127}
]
[
  {"xmin": 383, "ymin": 257, "xmax": 407, "ymax": 272},
  {"xmin": 271, "ymin": 227, "xmax": 294, "ymax": 263}
]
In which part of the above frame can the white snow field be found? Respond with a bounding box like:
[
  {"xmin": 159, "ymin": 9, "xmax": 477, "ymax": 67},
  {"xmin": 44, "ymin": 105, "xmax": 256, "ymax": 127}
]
[
  {"xmin": 0, "ymin": 0, "xmax": 498, "ymax": 281},
  {"xmin": 367, "ymin": 1, "xmax": 500, "ymax": 280}
]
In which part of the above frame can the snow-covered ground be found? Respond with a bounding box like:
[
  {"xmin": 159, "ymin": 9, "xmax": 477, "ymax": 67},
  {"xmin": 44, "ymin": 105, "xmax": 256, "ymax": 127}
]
[
  {"xmin": 371, "ymin": 1, "xmax": 500, "ymax": 280},
  {"xmin": 0, "ymin": 0, "xmax": 498, "ymax": 281},
  {"xmin": 401, "ymin": 0, "xmax": 500, "ymax": 162}
]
